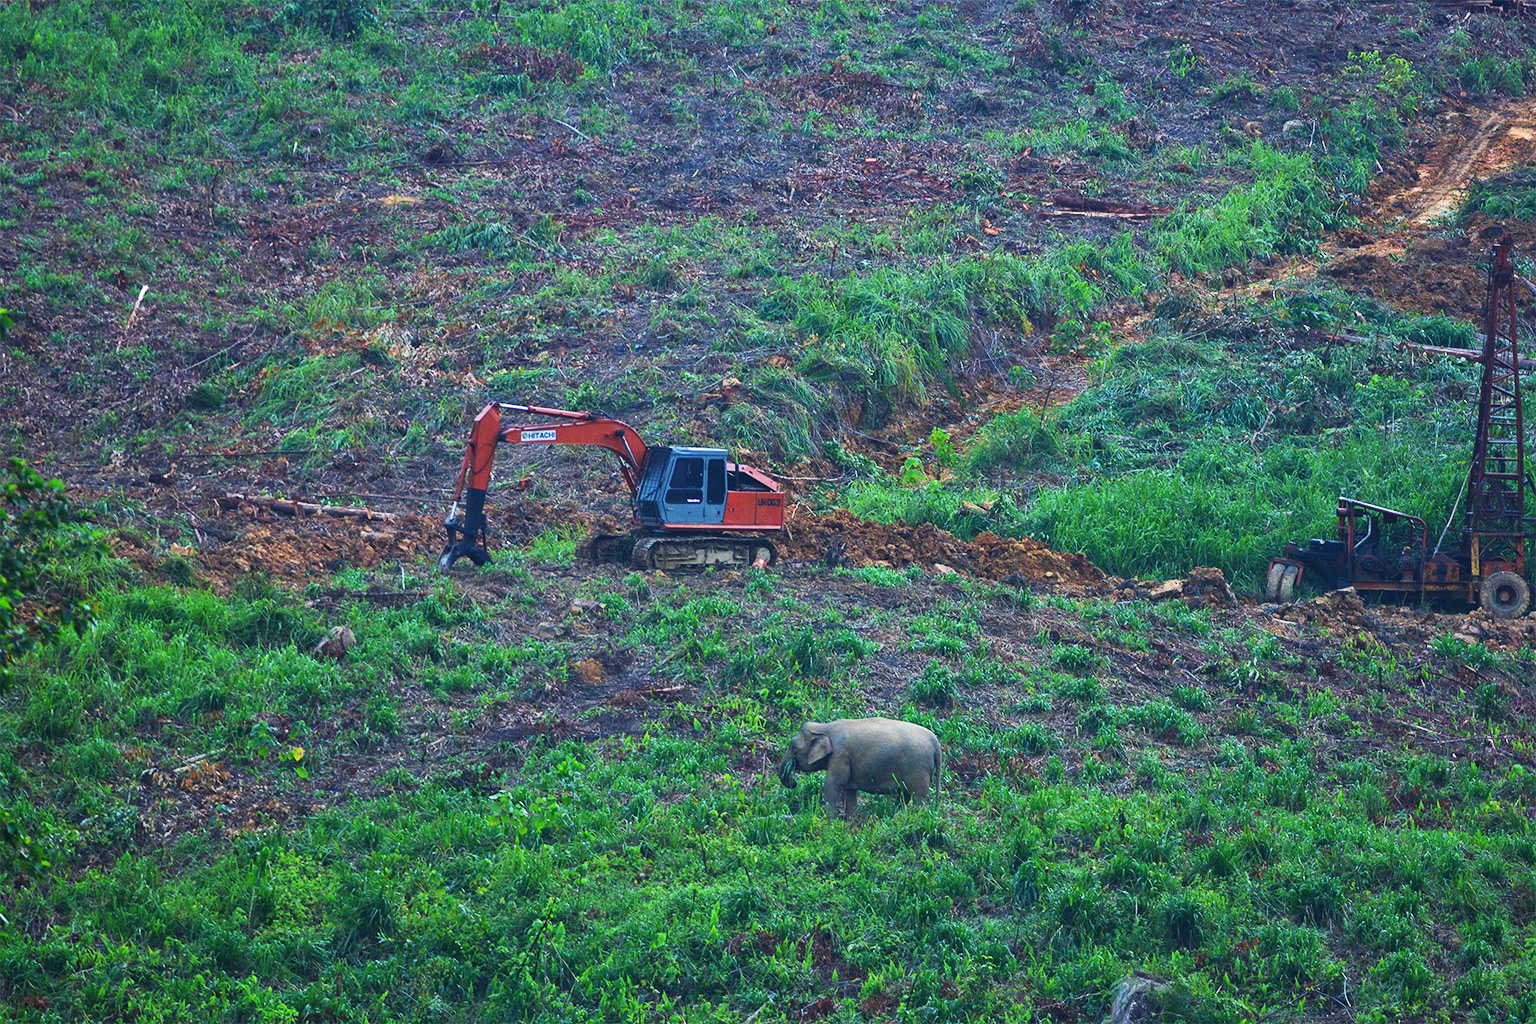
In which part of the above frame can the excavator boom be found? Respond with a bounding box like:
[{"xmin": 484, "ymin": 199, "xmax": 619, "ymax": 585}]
[{"xmin": 441, "ymin": 404, "xmax": 650, "ymax": 568}]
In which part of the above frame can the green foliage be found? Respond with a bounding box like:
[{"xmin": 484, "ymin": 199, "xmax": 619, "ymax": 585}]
[
  {"xmin": 965, "ymin": 408, "xmax": 1060, "ymax": 475},
  {"xmin": 1431, "ymin": 633, "xmax": 1500, "ymax": 670},
  {"xmin": 1153, "ymin": 143, "xmax": 1340, "ymax": 276},
  {"xmin": 1052, "ymin": 644, "xmax": 1102, "ymax": 673},
  {"xmin": 1453, "ymin": 51, "xmax": 1536, "ymax": 96},
  {"xmin": 1, "ymin": 459, "xmax": 101, "ymax": 692},
  {"xmin": 0, "ymin": 556, "xmax": 1532, "ymax": 1020},
  {"xmin": 763, "ymin": 245, "xmax": 1151, "ymax": 420},
  {"xmin": 1318, "ymin": 52, "xmax": 1421, "ymax": 194},
  {"xmin": 719, "ymin": 367, "xmax": 825, "ymax": 462},
  {"xmin": 1462, "ymin": 169, "xmax": 1536, "ymax": 224},
  {"xmin": 1212, "ymin": 72, "xmax": 1260, "ymax": 105},
  {"xmin": 526, "ymin": 527, "xmax": 579, "ymax": 566},
  {"xmin": 909, "ymin": 661, "xmax": 958, "ymax": 707},
  {"xmin": 1019, "ymin": 430, "xmax": 1463, "ymax": 590},
  {"xmin": 282, "ymin": 0, "xmax": 377, "ymax": 39}
]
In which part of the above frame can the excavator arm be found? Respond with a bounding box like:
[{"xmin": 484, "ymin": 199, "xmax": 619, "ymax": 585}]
[{"xmin": 440, "ymin": 404, "xmax": 650, "ymax": 568}]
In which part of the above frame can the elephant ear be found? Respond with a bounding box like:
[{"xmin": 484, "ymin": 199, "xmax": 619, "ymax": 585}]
[{"xmin": 803, "ymin": 727, "xmax": 834, "ymax": 769}]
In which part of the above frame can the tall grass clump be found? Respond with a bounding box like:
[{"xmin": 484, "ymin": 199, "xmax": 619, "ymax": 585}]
[
  {"xmin": 965, "ymin": 408, "xmax": 1061, "ymax": 475},
  {"xmin": 1019, "ymin": 432, "xmax": 1465, "ymax": 590},
  {"xmin": 1153, "ymin": 143, "xmax": 1340, "ymax": 277},
  {"xmin": 503, "ymin": 0, "xmax": 659, "ymax": 68},
  {"xmin": 1318, "ymin": 50, "xmax": 1425, "ymax": 194},
  {"xmin": 761, "ymin": 242, "xmax": 1152, "ymax": 423},
  {"xmin": 1461, "ymin": 170, "xmax": 1536, "ymax": 225},
  {"xmin": 844, "ymin": 479, "xmax": 1011, "ymax": 539}
]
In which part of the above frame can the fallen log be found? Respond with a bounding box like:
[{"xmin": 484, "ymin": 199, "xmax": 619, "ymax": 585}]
[
  {"xmin": 216, "ymin": 493, "xmax": 398, "ymax": 522},
  {"xmin": 1038, "ymin": 208, "xmax": 1160, "ymax": 222},
  {"xmin": 1423, "ymin": 0, "xmax": 1534, "ymax": 13},
  {"xmin": 1311, "ymin": 330, "xmax": 1536, "ymax": 371},
  {"xmin": 1039, "ymin": 190, "xmax": 1171, "ymax": 221}
]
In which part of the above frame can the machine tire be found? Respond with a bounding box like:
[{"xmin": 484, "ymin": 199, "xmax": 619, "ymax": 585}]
[
  {"xmin": 1278, "ymin": 564, "xmax": 1300, "ymax": 604},
  {"xmin": 1265, "ymin": 562, "xmax": 1287, "ymax": 602},
  {"xmin": 1480, "ymin": 571, "xmax": 1531, "ymax": 619}
]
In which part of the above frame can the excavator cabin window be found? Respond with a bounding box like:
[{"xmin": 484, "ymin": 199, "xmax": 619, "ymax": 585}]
[
  {"xmin": 666, "ymin": 457, "xmax": 705, "ymax": 505},
  {"xmin": 707, "ymin": 458, "xmax": 726, "ymax": 505}
]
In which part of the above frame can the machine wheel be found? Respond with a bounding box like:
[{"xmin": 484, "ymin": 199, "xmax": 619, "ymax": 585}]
[
  {"xmin": 1479, "ymin": 571, "xmax": 1531, "ymax": 619},
  {"xmin": 1278, "ymin": 564, "xmax": 1300, "ymax": 604},
  {"xmin": 1264, "ymin": 562, "xmax": 1287, "ymax": 603},
  {"xmin": 1265, "ymin": 561, "xmax": 1300, "ymax": 603},
  {"xmin": 631, "ymin": 535, "xmax": 777, "ymax": 571},
  {"xmin": 582, "ymin": 533, "xmax": 634, "ymax": 565}
]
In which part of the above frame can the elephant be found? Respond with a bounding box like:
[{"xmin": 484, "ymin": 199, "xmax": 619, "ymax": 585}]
[{"xmin": 778, "ymin": 718, "xmax": 942, "ymax": 818}]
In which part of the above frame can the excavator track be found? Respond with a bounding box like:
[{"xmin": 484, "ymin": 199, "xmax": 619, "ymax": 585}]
[
  {"xmin": 631, "ymin": 535, "xmax": 777, "ymax": 571},
  {"xmin": 581, "ymin": 534, "xmax": 634, "ymax": 565}
]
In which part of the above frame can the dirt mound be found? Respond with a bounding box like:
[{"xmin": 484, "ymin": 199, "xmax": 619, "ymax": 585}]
[
  {"xmin": 114, "ymin": 508, "xmax": 447, "ymax": 591},
  {"xmin": 781, "ymin": 508, "xmax": 1103, "ymax": 586},
  {"xmin": 1180, "ymin": 567, "xmax": 1239, "ymax": 610},
  {"xmin": 1323, "ymin": 233, "xmax": 1483, "ymax": 315},
  {"xmin": 1264, "ymin": 99, "xmax": 1536, "ymax": 319}
]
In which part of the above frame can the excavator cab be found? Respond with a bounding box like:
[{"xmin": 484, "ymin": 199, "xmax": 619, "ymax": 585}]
[{"xmin": 637, "ymin": 447, "xmax": 729, "ymax": 526}]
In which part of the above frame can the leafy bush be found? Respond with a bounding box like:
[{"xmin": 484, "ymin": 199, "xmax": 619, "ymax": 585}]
[
  {"xmin": 965, "ymin": 409, "xmax": 1060, "ymax": 475},
  {"xmin": 909, "ymin": 661, "xmax": 958, "ymax": 707},
  {"xmin": 2, "ymin": 459, "xmax": 101, "ymax": 691},
  {"xmin": 1019, "ymin": 430, "xmax": 1464, "ymax": 590},
  {"xmin": 282, "ymin": 0, "xmax": 377, "ymax": 39},
  {"xmin": 761, "ymin": 245, "xmax": 1151, "ymax": 420}
]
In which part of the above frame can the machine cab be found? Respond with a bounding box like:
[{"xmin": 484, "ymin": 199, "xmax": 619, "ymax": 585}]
[{"xmin": 636, "ymin": 447, "xmax": 730, "ymax": 526}]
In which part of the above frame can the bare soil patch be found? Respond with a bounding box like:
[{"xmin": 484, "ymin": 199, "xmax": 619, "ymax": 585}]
[{"xmin": 781, "ymin": 506, "xmax": 1104, "ymax": 586}]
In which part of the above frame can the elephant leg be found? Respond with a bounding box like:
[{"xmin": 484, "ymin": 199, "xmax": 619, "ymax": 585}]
[
  {"xmin": 824, "ymin": 771, "xmax": 856, "ymax": 818},
  {"xmin": 907, "ymin": 775, "xmax": 930, "ymax": 804}
]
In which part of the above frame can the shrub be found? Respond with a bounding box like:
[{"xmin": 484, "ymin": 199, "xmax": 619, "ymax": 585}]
[
  {"xmin": 282, "ymin": 0, "xmax": 378, "ymax": 39},
  {"xmin": 965, "ymin": 409, "xmax": 1060, "ymax": 475},
  {"xmin": 910, "ymin": 662, "xmax": 958, "ymax": 707},
  {"xmin": 1153, "ymin": 143, "xmax": 1339, "ymax": 277}
]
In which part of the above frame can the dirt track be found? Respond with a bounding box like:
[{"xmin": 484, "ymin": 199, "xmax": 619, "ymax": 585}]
[
  {"xmin": 1377, "ymin": 99, "xmax": 1536, "ymax": 227},
  {"xmin": 1218, "ymin": 98, "xmax": 1536, "ymax": 319}
]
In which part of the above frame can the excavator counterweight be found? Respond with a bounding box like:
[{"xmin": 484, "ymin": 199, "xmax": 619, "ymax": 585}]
[{"xmin": 440, "ymin": 404, "xmax": 783, "ymax": 571}]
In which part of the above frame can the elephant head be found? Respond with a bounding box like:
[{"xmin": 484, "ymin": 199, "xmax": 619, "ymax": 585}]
[{"xmin": 779, "ymin": 721, "xmax": 834, "ymax": 788}]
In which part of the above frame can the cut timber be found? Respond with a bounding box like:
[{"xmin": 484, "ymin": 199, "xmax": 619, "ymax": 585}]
[
  {"xmin": 1312, "ymin": 330, "xmax": 1536, "ymax": 370},
  {"xmin": 1039, "ymin": 191, "xmax": 1171, "ymax": 222},
  {"xmin": 216, "ymin": 493, "xmax": 398, "ymax": 522}
]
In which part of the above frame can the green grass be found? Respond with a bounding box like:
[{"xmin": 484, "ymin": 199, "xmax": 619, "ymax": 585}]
[
  {"xmin": 1018, "ymin": 430, "xmax": 1465, "ymax": 591},
  {"xmin": 758, "ymin": 241, "xmax": 1153, "ymax": 423},
  {"xmin": 1462, "ymin": 169, "xmax": 1536, "ymax": 224},
  {"xmin": 1153, "ymin": 143, "xmax": 1342, "ymax": 277},
  {"xmin": 837, "ymin": 290, "xmax": 1487, "ymax": 589},
  {"xmin": 5, "ymin": 567, "xmax": 1536, "ymax": 1021}
]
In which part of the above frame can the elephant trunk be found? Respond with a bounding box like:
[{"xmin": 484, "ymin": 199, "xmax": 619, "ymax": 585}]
[{"xmin": 778, "ymin": 756, "xmax": 798, "ymax": 788}]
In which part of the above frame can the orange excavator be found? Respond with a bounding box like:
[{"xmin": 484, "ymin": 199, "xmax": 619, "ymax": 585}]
[{"xmin": 439, "ymin": 404, "xmax": 784, "ymax": 571}]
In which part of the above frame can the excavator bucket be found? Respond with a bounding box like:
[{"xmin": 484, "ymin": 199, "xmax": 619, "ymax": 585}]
[{"xmin": 439, "ymin": 495, "xmax": 491, "ymax": 569}]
